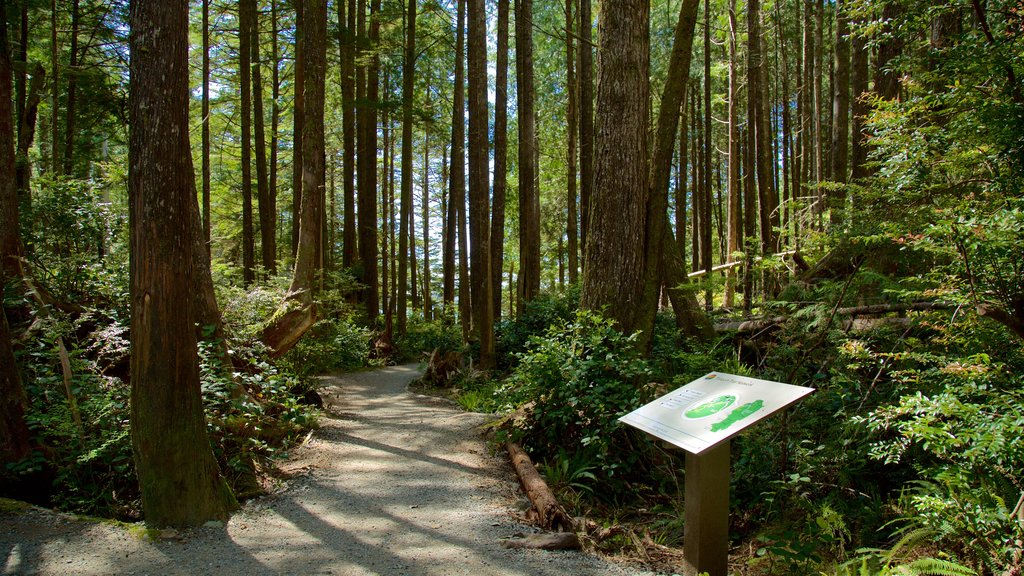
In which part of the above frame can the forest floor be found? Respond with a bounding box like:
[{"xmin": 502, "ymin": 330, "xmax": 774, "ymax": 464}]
[{"xmin": 0, "ymin": 364, "xmax": 651, "ymax": 576}]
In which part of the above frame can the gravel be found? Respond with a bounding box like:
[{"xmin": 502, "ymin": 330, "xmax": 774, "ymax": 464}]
[{"xmin": 1, "ymin": 364, "xmax": 653, "ymax": 576}]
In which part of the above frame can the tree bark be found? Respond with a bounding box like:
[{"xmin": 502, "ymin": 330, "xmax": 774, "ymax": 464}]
[
  {"xmin": 830, "ymin": 0, "xmax": 850, "ymax": 225},
  {"xmin": 565, "ymin": 0, "xmax": 578, "ymax": 285},
  {"xmin": 62, "ymin": 0, "xmax": 79, "ymax": 175},
  {"xmin": 701, "ymin": 0, "xmax": 713, "ymax": 308},
  {"xmin": 444, "ymin": 0, "xmax": 465, "ymax": 321},
  {"xmin": 398, "ymin": 0, "xmax": 418, "ymax": 334},
  {"xmin": 49, "ymin": 0, "xmax": 60, "ymax": 175},
  {"xmin": 358, "ymin": 0, "xmax": 381, "ymax": 321},
  {"xmin": 724, "ymin": 0, "xmax": 741, "ymax": 308},
  {"xmin": 240, "ymin": 0, "xmax": 255, "ymax": 285},
  {"xmin": 128, "ymin": 0, "xmax": 236, "ymax": 528},
  {"xmin": 516, "ymin": 0, "xmax": 540, "ymax": 305},
  {"xmin": 577, "ymin": 0, "xmax": 593, "ymax": 254},
  {"xmin": 490, "ymin": 0, "xmax": 510, "ymax": 320},
  {"xmin": 468, "ymin": 0, "xmax": 494, "ymax": 367},
  {"xmin": 506, "ymin": 443, "xmax": 574, "ymax": 532},
  {"xmin": 0, "ymin": 9, "xmax": 32, "ymax": 464},
  {"xmin": 292, "ymin": 2, "xmax": 305, "ymax": 258},
  {"xmin": 270, "ymin": 0, "xmax": 281, "ymax": 264},
  {"xmin": 639, "ymin": 0, "xmax": 700, "ymax": 345},
  {"xmin": 422, "ymin": 128, "xmax": 433, "ymax": 320},
  {"xmin": 339, "ymin": 0, "xmax": 356, "ymax": 268},
  {"xmin": 580, "ymin": 0, "xmax": 650, "ymax": 336},
  {"xmin": 202, "ymin": 0, "xmax": 212, "ymax": 252},
  {"xmin": 874, "ymin": 2, "xmax": 902, "ymax": 102},
  {"xmin": 850, "ymin": 15, "xmax": 869, "ymax": 181},
  {"xmin": 252, "ymin": 3, "xmax": 275, "ymax": 275},
  {"xmin": 262, "ymin": 0, "xmax": 328, "ymax": 357}
]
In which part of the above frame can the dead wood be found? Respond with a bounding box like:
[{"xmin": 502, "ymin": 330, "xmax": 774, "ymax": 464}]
[
  {"xmin": 501, "ymin": 532, "xmax": 581, "ymax": 550},
  {"xmin": 261, "ymin": 301, "xmax": 316, "ymax": 359},
  {"xmin": 505, "ymin": 441, "xmax": 575, "ymax": 533},
  {"xmin": 422, "ymin": 348, "xmax": 463, "ymax": 386},
  {"xmin": 715, "ymin": 301, "xmax": 954, "ymax": 334}
]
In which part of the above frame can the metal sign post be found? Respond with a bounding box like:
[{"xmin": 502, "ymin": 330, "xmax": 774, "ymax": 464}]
[{"xmin": 619, "ymin": 372, "xmax": 814, "ymax": 576}]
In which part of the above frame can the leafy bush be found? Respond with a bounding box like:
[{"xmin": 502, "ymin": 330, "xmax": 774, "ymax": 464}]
[
  {"xmin": 394, "ymin": 313, "xmax": 464, "ymax": 361},
  {"xmin": 278, "ymin": 317, "xmax": 371, "ymax": 377},
  {"xmin": 495, "ymin": 284, "xmax": 580, "ymax": 369},
  {"xmin": 496, "ymin": 309, "xmax": 654, "ymax": 489}
]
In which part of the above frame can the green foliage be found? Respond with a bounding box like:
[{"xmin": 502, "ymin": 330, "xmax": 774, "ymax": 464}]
[
  {"xmin": 394, "ymin": 312, "xmax": 464, "ymax": 361},
  {"xmin": 494, "ymin": 284, "xmax": 580, "ymax": 369},
  {"xmin": 496, "ymin": 309, "xmax": 655, "ymax": 489}
]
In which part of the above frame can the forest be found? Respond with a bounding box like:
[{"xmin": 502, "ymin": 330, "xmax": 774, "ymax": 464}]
[{"xmin": 1, "ymin": 0, "xmax": 1022, "ymax": 573}]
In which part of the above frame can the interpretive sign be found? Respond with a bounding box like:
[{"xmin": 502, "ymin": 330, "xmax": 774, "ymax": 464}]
[{"xmin": 619, "ymin": 372, "xmax": 814, "ymax": 454}]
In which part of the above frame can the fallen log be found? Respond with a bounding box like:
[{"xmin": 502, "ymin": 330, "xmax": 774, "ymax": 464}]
[
  {"xmin": 501, "ymin": 532, "xmax": 581, "ymax": 550},
  {"xmin": 714, "ymin": 301, "xmax": 955, "ymax": 334},
  {"xmin": 505, "ymin": 442, "xmax": 574, "ymax": 533}
]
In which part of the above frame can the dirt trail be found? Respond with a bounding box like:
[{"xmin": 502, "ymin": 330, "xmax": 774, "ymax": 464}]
[{"xmin": 1, "ymin": 364, "xmax": 645, "ymax": 576}]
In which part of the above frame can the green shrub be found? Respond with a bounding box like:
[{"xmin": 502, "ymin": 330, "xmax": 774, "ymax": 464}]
[
  {"xmin": 495, "ymin": 284, "xmax": 580, "ymax": 369},
  {"xmin": 395, "ymin": 313, "xmax": 464, "ymax": 361},
  {"xmin": 496, "ymin": 309, "xmax": 655, "ymax": 489}
]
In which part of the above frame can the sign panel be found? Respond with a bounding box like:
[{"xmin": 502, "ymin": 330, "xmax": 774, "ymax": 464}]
[{"xmin": 619, "ymin": 372, "xmax": 814, "ymax": 454}]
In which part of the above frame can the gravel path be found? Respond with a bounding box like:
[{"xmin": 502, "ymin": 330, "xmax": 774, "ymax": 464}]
[{"xmin": 1, "ymin": 364, "xmax": 648, "ymax": 576}]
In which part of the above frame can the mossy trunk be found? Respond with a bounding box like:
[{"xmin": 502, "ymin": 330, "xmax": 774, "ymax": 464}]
[{"xmin": 128, "ymin": 0, "xmax": 236, "ymax": 528}]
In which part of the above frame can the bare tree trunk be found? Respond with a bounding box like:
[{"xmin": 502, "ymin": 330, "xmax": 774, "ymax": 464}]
[
  {"xmin": 398, "ymin": 0, "xmax": 418, "ymax": 333},
  {"xmin": 444, "ymin": 0, "xmax": 465, "ymax": 319},
  {"xmin": 270, "ymin": 0, "xmax": 281, "ymax": 264},
  {"xmin": 62, "ymin": 0, "xmax": 79, "ymax": 175},
  {"xmin": 724, "ymin": 0, "xmax": 741, "ymax": 308},
  {"xmin": 252, "ymin": 1, "xmax": 275, "ymax": 275},
  {"xmin": 701, "ymin": 0, "xmax": 713, "ymax": 308},
  {"xmin": 468, "ymin": 0, "xmax": 494, "ymax": 366},
  {"xmin": 339, "ymin": 0, "xmax": 356, "ymax": 267},
  {"xmin": 202, "ymin": 0, "xmax": 212, "ymax": 252},
  {"xmin": 516, "ymin": 0, "xmax": 540, "ymax": 305},
  {"xmin": 357, "ymin": 0, "xmax": 381, "ymax": 321},
  {"xmin": 422, "ymin": 129, "xmax": 433, "ymax": 320},
  {"xmin": 490, "ymin": 0, "xmax": 510, "ymax": 320},
  {"xmin": 850, "ymin": 13, "xmax": 869, "ymax": 181},
  {"xmin": 830, "ymin": 0, "xmax": 850, "ymax": 226},
  {"xmin": 49, "ymin": 0, "xmax": 60, "ymax": 174},
  {"xmin": 262, "ymin": 0, "xmax": 328, "ymax": 357},
  {"xmin": 580, "ymin": 0, "xmax": 650, "ymax": 336},
  {"xmin": 639, "ymin": 0, "xmax": 701, "ymax": 345},
  {"xmin": 240, "ymin": 0, "xmax": 255, "ymax": 285},
  {"xmin": 874, "ymin": 2, "xmax": 902, "ymax": 101},
  {"xmin": 129, "ymin": 0, "xmax": 236, "ymax": 528},
  {"xmin": 292, "ymin": 2, "xmax": 304, "ymax": 257},
  {"xmin": 565, "ymin": 0, "xmax": 578, "ymax": 285},
  {"xmin": 0, "ymin": 9, "xmax": 32, "ymax": 463},
  {"xmin": 577, "ymin": 0, "xmax": 593, "ymax": 255},
  {"xmin": 381, "ymin": 114, "xmax": 391, "ymax": 322}
]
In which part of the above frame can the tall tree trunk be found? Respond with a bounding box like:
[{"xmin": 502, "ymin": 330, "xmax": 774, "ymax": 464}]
[
  {"xmin": 724, "ymin": 0, "xmax": 741, "ymax": 308},
  {"xmin": 49, "ymin": 0, "xmax": 60, "ymax": 175},
  {"xmin": 490, "ymin": 0, "xmax": 510, "ymax": 320},
  {"xmin": 580, "ymin": 0, "xmax": 650, "ymax": 336},
  {"xmin": 357, "ymin": 0, "xmax": 380, "ymax": 321},
  {"xmin": 774, "ymin": 0, "xmax": 792, "ymax": 248},
  {"xmin": 750, "ymin": 0, "xmax": 779, "ymax": 265},
  {"xmin": 516, "ymin": 0, "xmax": 540, "ymax": 305},
  {"xmin": 292, "ymin": 2, "xmax": 305, "ymax": 257},
  {"xmin": 340, "ymin": 0, "xmax": 357, "ymax": 268},
  {"xmin": 830, "ymin": 0, "xmax": 850, "ymax": 225},
  {"xmin": 62, "ymin": 0, "xmax": 79, "ymax": 175},
  {"xmin": 444, "ymin": 0, "xmax": 465, "ymax": 318},
  {"xmin": 422, "ymin": 129, "xmax": 433, "ymax": 320},
  {"xmin": 874, "ymin": 2, "xmax": 902, "ymax": 101},
  {"xmin": 468, "ymin": 0, "xmax": 494, "ymax": 367},
  {"xmin": 270, "ymin": 0, "xmax": 281, "ymax": 263},
  {"xmin": 676, "ymin": 82, "xmax": 688, "ymax": 263},
  {"xmin": 398, "ymin": 0, "xmax": 418, "ymax": 334},
  {"xmin": 0, "ymin": 8, "xmax": 32, "ymax": 463},
  {"xmin": 742, "ymin": 125, "xmax": 756, "ymax": 311},
  {"xmin": 701, "ymin": 0, "xmax": 713, "ymax": 309},
  {"xmin": 577, "ymin": 0, "xmax": 593, "ymax": 254},
  {"xmin": 128, "ymin": 0, "xmax": 236, "ymax": 528},
  {"xmin": 202, "ymin": 0, "xmax": 212, "ymax": 252},
  {"xmin": 639, "ymin": 0, "xmax": 701, "ymax": 345},
  {"xmin": 381, "ymin": 116, "xmax": 391, "ymax": 321},
  {"xmin": 253, "ymin": 1, "xmax": 275, "ymax": 275},
  {"xmin": 565, "ymin": 0, "xmax": 578, "ymax": 285},
  {"xmin": 240, "ymin": 0, "xmax": 255, "ymax": 285},
  {"xmin": 850, "ymin": 15, "xmax": 869, "ymax": 181},
  {"xmin": 262, "ymin": 0, "xmax": 328, "ymax": 357},
  {"xmin": 801, "ymin": 0, "xmax": 814, "ymax": 218}
]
